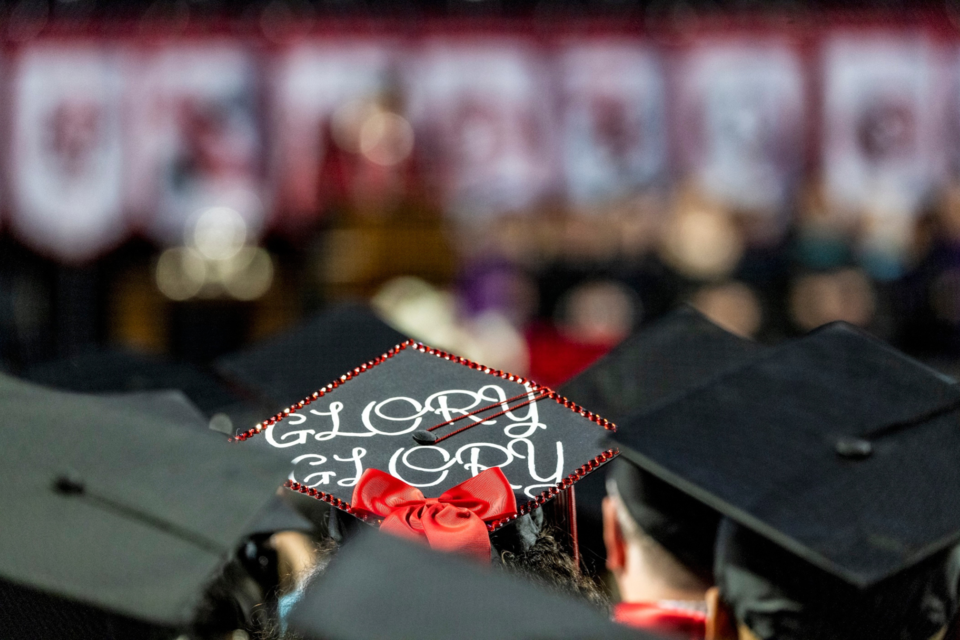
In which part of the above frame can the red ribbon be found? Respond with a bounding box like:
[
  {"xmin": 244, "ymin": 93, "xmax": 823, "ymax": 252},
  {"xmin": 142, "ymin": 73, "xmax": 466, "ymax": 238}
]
[{"xmin": 350, "ymin": 467, "xmax": 518, "ymax": 562}]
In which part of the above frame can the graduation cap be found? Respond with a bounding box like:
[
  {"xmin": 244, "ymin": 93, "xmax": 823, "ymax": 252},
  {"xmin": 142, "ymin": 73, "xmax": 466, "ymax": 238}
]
[
  {"xmin": 98, "ymin": 389, "xmax": 209, "ymax": 428},
  {"xmin": 287, "ymin": 530, "xmax": 658, "ymax": 640},
  {"xmin": 236, "ymin": 339, "xmax": 616, "ymax": 561},
  {"xmin": 611, "ymin": 322, "xmax": 960, "ymax": 597},
  {"xmin": 23, "ymin": 347, "xmax": 264, "ymax": 437},
  {"xmin": 215, "ymin": 303, "xmax": 408, "ymax": 410},
  {"xmin": 559, "ymin": 306, "xmax": 763, "ymax": 573},
  {"xmin": 0, "ymin": 373, "xmax": 293, "ymax": 637}
]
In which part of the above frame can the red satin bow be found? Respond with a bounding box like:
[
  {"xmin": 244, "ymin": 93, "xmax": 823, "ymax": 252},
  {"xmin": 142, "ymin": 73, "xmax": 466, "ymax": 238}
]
[{"xmin": 350, "ymin": 467, "xmax": 518, "ymax": 562}]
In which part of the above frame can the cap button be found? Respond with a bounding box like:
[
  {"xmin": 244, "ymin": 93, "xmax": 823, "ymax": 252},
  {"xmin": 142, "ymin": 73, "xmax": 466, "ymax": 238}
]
[
  {"xmin": 412, "ymin": 430, "xmax": 438, "ymax": 446},
  {"xmin": 52, "ymin": 472, "xmax": 86, "ymax": 495},
  {"xmin": 835, "ymin": 437, "xmax": 873, "ymax": 460}
]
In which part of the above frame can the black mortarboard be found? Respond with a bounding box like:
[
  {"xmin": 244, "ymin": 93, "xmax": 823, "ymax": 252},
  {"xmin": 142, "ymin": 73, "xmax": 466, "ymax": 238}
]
[
  {"xmin": 98, "ymin": 389, "xmax": 313, "ymax": 536},
  {"xmin": 236, "ymin": 339, "xmax": 616, "ymax": 536},
  {"xmin": 0, "ymin": 373, "xmax": 292, "ymax": 637},
  {"xmin": 24, "ymin": 347, "xmax": 264, "ymax": 436},
  {"xmin": 215, "ymin": 303, "xmax": 408, "ymax": 410},
  {"xmin": 611, "ymin": 322, "xmax": 960, "ymax": 591},
  {"xmin": 560, "ymin": 306, "xmax": 763, "ymax": 424},
  {"xmin": 714, "ymin": 518, "xmax": 960, "ymax": 640},
  {"xmin": 560, "ymin": 306, "xmax": 762, "ymax": 573},
  {"xmin": 98, "ymin": 389, "xmax": 209, "ymax": 427},
  {"xmin": 288, "ymin": 530, "xmax": 658, "ymax": 640}
]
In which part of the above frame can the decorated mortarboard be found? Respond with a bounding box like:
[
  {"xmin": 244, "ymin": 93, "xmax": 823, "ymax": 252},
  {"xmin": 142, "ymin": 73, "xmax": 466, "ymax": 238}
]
[
  {"xmin": 611, "ymin": 322, "xmax": 960, "ymax": 591},
  {"xmin": 0, "ymin": 373, "xmax": 293, "ymax": 637},
  {"xmin": 236, "ymin": 340, "xmax": 617, "ymax": 561},
  {"xmin": 215, "ymin": 303, "xmax": 408, "ymax": 410},
  {"xmin": 24, "ymin": 347, "xmax": 263, "ymax": 436},
  {"xmin": 288, "ymin": 530, "xmax": 658, "ymax": 640},
  {"xmin": 559, "ymin": 306, "xmax": 763, "ymax": 572}
]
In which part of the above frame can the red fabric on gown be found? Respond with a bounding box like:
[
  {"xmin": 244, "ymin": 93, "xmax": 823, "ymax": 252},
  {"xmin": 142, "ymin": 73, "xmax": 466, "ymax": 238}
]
[
  {"xmin": 525, "ymin": 322, "xmax": 614, "ymax": 388},
  {"xmin": 613, "ymin": 601, "xmax": 707, "ymax": 640}
]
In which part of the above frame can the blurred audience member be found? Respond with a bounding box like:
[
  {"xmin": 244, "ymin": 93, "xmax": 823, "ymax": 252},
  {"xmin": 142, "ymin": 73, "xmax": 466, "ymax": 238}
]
[
  {"xmin": 526, "ymin": 279, "xmax": 638, "ymax": 387},
  {"xmin": 690, "ymin": 281, "xmax": 763, "ymax": 339}
]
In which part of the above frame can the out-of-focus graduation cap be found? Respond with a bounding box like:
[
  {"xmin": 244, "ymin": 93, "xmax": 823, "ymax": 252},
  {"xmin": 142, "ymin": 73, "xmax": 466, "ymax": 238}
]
[
  {"xmin": 95, "ymin": 389, "xmax": 311, "ymax": 536},
  {"xmin": 99, "ymin": 389, "xmax": 209, "ymax": 427},
  {"xmin": 288, "ymin": 531, "xmax": 658, "ymax": 640},
  {"xmin": 0, "ymin": 373, "xmax": 293, "ymax": 637},
  {"xmin": 611, "ymin": 322, "xmax": 960, "ymax": 590},
  {"xmin": 559, "ymin": 306, "xmax": 763, "ymax": 572},
  {"xmin": 561, "ymin": 306, "xmax": 763, "ymax": 424},
  {"xmin": 215, "ymin": 303, "xmax": 408, "ymax": 410},
  {"xmin": 24, "ymin": 347, "xmax": 262, "ymax": 436},
  {"xmin": 237, "ymin": 339, "xmax": 616, "ymax": 539}
]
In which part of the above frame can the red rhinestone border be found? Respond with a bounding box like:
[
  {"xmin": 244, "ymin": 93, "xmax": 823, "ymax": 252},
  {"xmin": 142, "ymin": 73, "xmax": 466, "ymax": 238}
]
[{"xmin": 233, "ymin": 338, "xmax": 619, "ymax": 531}]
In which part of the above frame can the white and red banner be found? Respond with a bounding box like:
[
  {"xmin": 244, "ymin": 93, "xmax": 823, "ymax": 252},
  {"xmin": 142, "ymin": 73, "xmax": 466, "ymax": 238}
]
[
  {"xmin": 272, "ymin": 41, "xmax": 398, "ymax": 217},
  {"xmin": 673, "ymin": 39, "xmax": 806, "ymax": 212},
  {"xmin": 406, "ymin": 39, "xmax": 555, "ymax": 218},
  {"xmin": 124, "ymin": 42, "xmax": 266, "ymax": 244},
  {"xmin": 821, "ymin": 33, "xmax": 945, "ymax": 217},
  {"xmin": 557, "ymin": 40, "xmax": 667, "ymax": 207},
  {"xmin": 3, "ymin": 27, "xmax": 960, "ymax": 262},
  {"xmin": 9, "ymin": 44, "xmax": 127, "ymax": 261}
]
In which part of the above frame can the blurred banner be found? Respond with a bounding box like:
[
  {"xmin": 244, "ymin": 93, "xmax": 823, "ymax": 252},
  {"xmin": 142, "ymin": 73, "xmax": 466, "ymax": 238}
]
[
  {"xmin": 272, "ymin": 40, "xmax": 397, "ymax": 218},
  {"xmin": 406, "ymin": 39, "xmax": 555, "ymax": 218},
  {"xmin": 9, "ymin": 43, "xmax": 127, "ymax": 262},
  {"xmin": 124, "ymin": 42, "xmax": 266, "ymax": 245},
  {"xmin": 673, "ymin": 39, "xmax": 805, "ymax": 213},
  {"xmin": 5, "ymin": 24, "xmax": 960, "ymax": 262},
  {"xmin": 558, "ymin": 40, "xmax": 667, "ymax": 208},
  {"xmin": 821, "ymin": 33, "xmax": 944, "ymax": 219}
]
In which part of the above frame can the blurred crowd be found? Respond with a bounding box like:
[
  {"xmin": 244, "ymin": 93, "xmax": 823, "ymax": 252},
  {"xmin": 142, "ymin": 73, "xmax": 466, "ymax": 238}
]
[
  {"xmin": 0, "ymin": 13, "xmax": 959, "ymax": 383},
  {"xmin": 9, "ymin": 172, "xmax": 960, "ymax": 385}
]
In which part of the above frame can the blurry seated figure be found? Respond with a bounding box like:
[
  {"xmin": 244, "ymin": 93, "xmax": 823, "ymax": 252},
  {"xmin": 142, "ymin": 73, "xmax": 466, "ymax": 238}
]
[
  {"xmin": 527, "ymin": 279, "xmax": 640, "ymax": 387},
  {"xmin": 705, "ymin": 520, "xmax": 960, "ymax": 640},
  {"xmin": 603, "ymin": 458, "xmax": 719, "ymax": 638}
]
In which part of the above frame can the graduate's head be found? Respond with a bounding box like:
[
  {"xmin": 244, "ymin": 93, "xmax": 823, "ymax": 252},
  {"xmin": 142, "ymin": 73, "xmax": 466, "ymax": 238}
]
[
  {"xmin": 602, "ymin": 457, "xmax": 718, "ymax": 601},
  {"xmin": 609, "ymin": 323, "xmax": 960, "ymax": 640},
  {"xmin": 706, "ymin": 519, "xmax": 960, "ymax": 640},
  {"xmin": 558, "ymin": 305, "xmax": 762, "ymax": 576}
]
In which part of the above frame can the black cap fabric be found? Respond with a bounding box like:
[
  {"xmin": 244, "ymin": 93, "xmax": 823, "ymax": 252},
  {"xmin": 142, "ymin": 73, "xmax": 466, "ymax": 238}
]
[
  {"xmin": 24, "ymin": 347, "xmax": 263, "ymax": 436},
  {"xmin": 103, "ymin": 389, "xmax": 313, "ymax": 536},
  {"xmin": 98, "ymin": 390, "xmax": 209, "ymax": 428},
  {"xmin": 714, "ymin": 519, "xmax": 960, "ymax": 640},
  {"xmin": 237, "ymin": 340, "xmax": 616, "ymax": 527},
  {"xmin": 560, "ymin": 306, "xmax": 763, "ymax": 424},
  {"xmin": 215, "ymin": 303, "xmax": 408, "ymax": 410},
  {"xmin": 0, "ymin": 373, "xmax": 292, "ymax": 631},
  {"xmin": 288, "ymin": 530, "xmax": 657, "ymax": 640},
  {"xmin": 611, "ymin": 322, "xmax": 960, "ymax": 590},
  {"xmin": 560, "ymin": 306, "xmax": 762, "ymax": 572}
]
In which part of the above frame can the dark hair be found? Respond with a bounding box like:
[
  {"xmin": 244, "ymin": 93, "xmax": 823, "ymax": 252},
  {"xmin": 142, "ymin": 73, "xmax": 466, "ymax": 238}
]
[{"xmin": 498, "ymin": 527, "xmax": 610, "ymax": 611}]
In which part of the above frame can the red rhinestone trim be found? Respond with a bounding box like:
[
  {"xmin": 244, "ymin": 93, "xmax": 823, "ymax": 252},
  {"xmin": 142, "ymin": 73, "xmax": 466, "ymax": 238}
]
[{"xmin": 234, "ymin": 339, "xmax": 619, "ymax": 530}]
